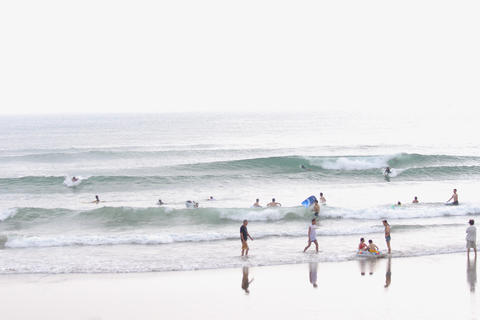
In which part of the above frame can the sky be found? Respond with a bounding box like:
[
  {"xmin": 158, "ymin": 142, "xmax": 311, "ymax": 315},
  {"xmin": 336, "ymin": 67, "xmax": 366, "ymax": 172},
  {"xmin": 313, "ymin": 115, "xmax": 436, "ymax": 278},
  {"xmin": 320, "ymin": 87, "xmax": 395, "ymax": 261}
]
[{"xmin": 0, "ymin": 0, "xmax": 479, "ymax": 115}]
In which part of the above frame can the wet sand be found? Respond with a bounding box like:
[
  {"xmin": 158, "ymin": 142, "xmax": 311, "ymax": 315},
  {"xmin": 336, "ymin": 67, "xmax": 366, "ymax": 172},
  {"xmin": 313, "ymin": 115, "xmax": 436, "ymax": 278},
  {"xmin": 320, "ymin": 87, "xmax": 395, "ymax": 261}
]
[{"xmin": 0, "ymin": 253, "xmax": 477, "ymax": 320}]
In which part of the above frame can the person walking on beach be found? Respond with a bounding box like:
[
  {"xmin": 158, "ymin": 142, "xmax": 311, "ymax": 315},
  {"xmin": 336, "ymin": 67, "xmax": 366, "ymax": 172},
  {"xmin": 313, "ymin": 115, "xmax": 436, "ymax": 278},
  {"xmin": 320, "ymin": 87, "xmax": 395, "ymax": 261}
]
[
  {"xmin": 240, "ymin": 220, "xmax": 253, "ymax": 256},
  {"xmin": 446, "ymin": 188, "xmax": 459, "ymax": 205},
  {"xmin": 267, "ymin": 198, "xmax": 281, "ymax": 207},
  {"xmin": 304, "ymin": 219, "xmax": 319, "ymax": 253},
  {"xmin": 312, "ymin": 200, "xmax": 320, "ymax": 217},
  {"xmin": 383, "ymin": 220, "xmax": 391, "ymax": 254},
  {"xmin": 466, "ymin": 219, "xmax": 477, "ymax": 257}
]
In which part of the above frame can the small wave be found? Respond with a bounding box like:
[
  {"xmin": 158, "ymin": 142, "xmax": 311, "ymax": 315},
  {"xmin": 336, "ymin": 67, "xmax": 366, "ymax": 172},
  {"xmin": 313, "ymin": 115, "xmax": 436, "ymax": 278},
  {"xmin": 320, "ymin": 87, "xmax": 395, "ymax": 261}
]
[
  {"xmin": 63, "ymin": 176, "xmax": 88, "ymax": 188},
  {"xmin": 0, "ymin": 208, "xmax": 17, "ymax": 221}
]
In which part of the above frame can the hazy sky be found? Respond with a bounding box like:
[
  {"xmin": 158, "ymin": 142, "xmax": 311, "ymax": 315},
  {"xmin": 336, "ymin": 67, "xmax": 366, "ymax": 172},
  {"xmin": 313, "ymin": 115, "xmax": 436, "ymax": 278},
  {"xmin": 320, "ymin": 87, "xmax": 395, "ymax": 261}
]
[{"xmin": 1, "ymin": 0, "xmax": 479, "ymax": 114}]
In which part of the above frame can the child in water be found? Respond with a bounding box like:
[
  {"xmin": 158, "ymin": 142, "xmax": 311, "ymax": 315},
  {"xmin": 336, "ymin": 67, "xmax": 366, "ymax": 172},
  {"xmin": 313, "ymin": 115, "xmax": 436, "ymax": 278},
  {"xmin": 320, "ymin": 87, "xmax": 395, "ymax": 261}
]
[
  {"xmin": 358, "ymin": 238, "xmax": 368, "ymax": 251},
  {"xmin": 368, "ymin": 240, "xmax": 379, "ymax": 254}
]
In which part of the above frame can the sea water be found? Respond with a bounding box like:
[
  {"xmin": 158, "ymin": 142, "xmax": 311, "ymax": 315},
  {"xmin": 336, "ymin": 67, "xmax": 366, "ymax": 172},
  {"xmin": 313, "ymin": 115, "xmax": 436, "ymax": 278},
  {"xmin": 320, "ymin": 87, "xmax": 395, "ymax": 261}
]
[{"xmin": 0, "ymin": 111, "xmax": 478, "ymax": 273}]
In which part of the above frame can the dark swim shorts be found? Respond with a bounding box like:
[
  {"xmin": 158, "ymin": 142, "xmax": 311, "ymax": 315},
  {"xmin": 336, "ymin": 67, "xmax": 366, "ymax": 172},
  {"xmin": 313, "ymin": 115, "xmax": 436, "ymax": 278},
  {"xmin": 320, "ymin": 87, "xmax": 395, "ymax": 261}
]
[{"xmin": 385, "ymin": 235, "xmax": 391, "ymax": 242}]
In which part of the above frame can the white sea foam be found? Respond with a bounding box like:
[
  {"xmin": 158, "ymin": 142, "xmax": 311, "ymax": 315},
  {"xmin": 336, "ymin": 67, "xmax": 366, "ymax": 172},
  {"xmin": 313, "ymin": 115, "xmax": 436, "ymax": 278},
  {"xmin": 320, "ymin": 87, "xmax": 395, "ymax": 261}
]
[
  {"xmin": 0, "ymin": 208, "xmax": 17, "ymax": 221},
  {"xmin": 312, "ymin": 155, "xmax": 396, "ymax": 170},
  {"xmin": 63, "ymin": 175, "xmax": 87, "ymax": 187}
]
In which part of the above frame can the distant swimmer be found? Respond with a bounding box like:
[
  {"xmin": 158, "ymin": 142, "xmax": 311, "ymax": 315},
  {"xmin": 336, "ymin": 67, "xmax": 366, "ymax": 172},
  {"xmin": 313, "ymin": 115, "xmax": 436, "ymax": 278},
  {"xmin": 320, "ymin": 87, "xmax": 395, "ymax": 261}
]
[
  {"xmin": 303, "ymin": 219, "xmax": 319, "ymax": 253},
  {"xmin": 300, "ymin": 164, "xmax": 311, "ymax": 171},
  {"xmin": 92, "ymin": 195, "xmax": 100, "ymax": 204},
  {"xmin": 412, "ymin": 196, "xmax": 419, "ymax": 204},
  {"xmin": 157, "ymin": 199, "xmax": 164, "ymax": 206},
  {"xmin": 71, "ymin": 176, "xmax": 79, "ymax": 182},
  {"xmin": 185, "ymin": 200, "xmax": 199, "ymax": 208},
  {"xmin": 252, "ymin": 199, "xmax": 262, "ymax": 208},
  {"xmin": 384, "ymin": 167, "xmax": 392, "ymax": 175},
  {"xmin": 312, "ymin": 200, "xmax": 320, "ymax": 217},
  {"xmin": 446, "ymin": 188, "xmax": 459, "ymax": 205},
  {"xmin": 319, "ymin": 192, "xmax": 326, "ymax": 204},
  {"xmin": 207, "ymin": 196, "xmax": 214, "ymax": 201},
  {"xmin": 396, "ymin": 201, "xmax": 401, "ymax": 206},
  {"xmin": 267, "ymin": 198, "xmax": 281, "ymax": 207}
]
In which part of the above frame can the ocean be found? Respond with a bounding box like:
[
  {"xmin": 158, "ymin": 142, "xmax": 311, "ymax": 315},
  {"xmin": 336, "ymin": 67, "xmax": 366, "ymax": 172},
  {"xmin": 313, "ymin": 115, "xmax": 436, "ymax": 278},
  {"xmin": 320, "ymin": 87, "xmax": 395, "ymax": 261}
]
[{"xmin": 0, "ymin": 111, "xmax": 478, "ymax": 273}]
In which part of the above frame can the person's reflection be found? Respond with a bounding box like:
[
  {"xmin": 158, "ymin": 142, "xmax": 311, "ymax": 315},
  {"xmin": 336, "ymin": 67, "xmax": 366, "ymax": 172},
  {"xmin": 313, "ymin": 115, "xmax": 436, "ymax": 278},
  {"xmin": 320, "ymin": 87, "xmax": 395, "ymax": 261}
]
[
  {"xmin": 467, "ymin": 255, "xmax": 477, "ymax": 293},
  {"xmin": 384, "ymin": 256, "xmax": 392, "ymax": 288},
  {"xmin": 242, "ymin": 266, "xmax": 254, "ymax": 294},
  {"xmin": 368, "ymin": 258, "xmax": 377, "ymax": 275},
  {"xmin": 358, "ymin": 259, "xmax": 367, "ymax": 276},
  {"xmin": 309, "ymin": 262, "xmax": 318, "ymax": 288}
]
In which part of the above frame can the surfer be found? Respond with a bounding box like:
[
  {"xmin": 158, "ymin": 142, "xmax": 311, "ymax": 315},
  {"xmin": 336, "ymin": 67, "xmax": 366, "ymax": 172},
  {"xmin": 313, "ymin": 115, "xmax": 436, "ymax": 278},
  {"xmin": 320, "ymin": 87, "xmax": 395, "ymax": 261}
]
[
  {"xmin": 93, "ymin": 195, "xmax": 100, "ymax": 204},
  {"xmin": 267, "ymin": 198, "xmax": 281, "ymax": 207},
  {"xmin": 312, "ymin": 200, "xmax": 320, "ymax": 217},
  {"xmin": 252, "ymin": 199, "xmax": 261, "ymax": 208},
  {"xmin": 384, "ymin": 167, "xmax": 391, "ymax": 175},
  {"xmin": 157, "ymin": 199, "xmax": 164, "ymax": 205},
  {"xmin": 185, "ymin": 200, "xmax": 199, "ymax": 208},
  {"xmin": 240, "ymin": 220, "xmax": 253, "ymax": 256},
  {"xmin": 383, "ymin": 220, "xmax": 391, "ymax": 254},
  {"xmin": 303, "ymin": 219, "xmax": 319, "ymax": 253},
  {"xmin": 446, "ymin": 189, "xmax": 459, "ymax": 205},
  {"xmin": 319, "ymin": 192, "xmax": 326, "ymax": 204},
  {"xmin": 71, "ymin": 176, "xmax": 79, "ymax": 182},
  {"xmin": 412, "ymin": 196, "xmax": 419, "ymax": 204},
  {"xmin": 300, "ymin": 164, "xmax": 311, "ymax": 171}
]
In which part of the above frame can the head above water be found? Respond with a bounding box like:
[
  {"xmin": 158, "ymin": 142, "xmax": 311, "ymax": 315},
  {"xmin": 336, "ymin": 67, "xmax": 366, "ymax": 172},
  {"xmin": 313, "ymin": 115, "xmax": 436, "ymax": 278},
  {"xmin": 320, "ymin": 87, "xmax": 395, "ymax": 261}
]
[
  {"xmin": 414, "ymin": 196, "xmax": 418, "ymax": 200},
  {"xmin": 469, "ymin": 219, "xmax": 475, "ymax": 225},
  {"xmin": 255, "ymin": 199, "xmax": 259, "ymax": 202},
  {"xmin": 272, "ymin": 198, "xmax": 275, "ymax": 202}
]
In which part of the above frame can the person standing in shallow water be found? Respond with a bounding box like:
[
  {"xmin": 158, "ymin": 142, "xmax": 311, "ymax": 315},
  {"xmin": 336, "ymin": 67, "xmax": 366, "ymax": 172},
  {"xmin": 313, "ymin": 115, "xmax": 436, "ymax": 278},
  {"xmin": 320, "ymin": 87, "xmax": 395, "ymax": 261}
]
[
  {"xmin": 383, "ymin": 220, "xmax": 391, "ymax": 254},
  {"xmin": 240, "ymin": 220, "xmax": 253, "ymax": 256},
  {"xmin": 304, "ymin": 219, "xmax": 319, "ymax": 253},
  {"xmin": 466, "ymin": 219, "xmax": 477, "ymax": 257},
  {"xmin": 446, "ymin": 188, "xmax": 459, "ymax": 205}
]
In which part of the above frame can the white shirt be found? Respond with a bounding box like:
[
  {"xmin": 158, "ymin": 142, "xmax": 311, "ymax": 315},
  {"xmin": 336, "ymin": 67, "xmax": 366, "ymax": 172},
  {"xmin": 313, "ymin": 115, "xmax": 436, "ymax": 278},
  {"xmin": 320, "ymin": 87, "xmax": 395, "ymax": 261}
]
[
  {"xmin": 309, "ymin": 224, "xmax": 317, "ymax": 241},
  {"xmin": 466, "ymin": 226, "xmax": 476, "ymax": 242}
]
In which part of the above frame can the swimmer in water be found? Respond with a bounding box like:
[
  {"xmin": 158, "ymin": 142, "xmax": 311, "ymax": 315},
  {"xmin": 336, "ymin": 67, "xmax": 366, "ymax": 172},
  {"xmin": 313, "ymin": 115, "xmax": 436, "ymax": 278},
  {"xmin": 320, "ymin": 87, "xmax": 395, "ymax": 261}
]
[
  {"xmin": 72, "ymin": 176, "xmax": 78, "ymax": 182},
  {"xmin": 252, "ymin": 199, "xmax": 262, "ymax": 208},
  {"xmin": 207, "ymin": 196, "xmax": 214, "ymax": 201},
  {"xmin": 396, "ymin": 201, "xmax": 401, "ymax": 206},
  {"xmin": 157, "ymin": 199, "xmax": 164, "ymax": 205},
  {"xmin": 319, "ymin": 192, "xmax": 326, "ymax": 204},
  {"xmin": 446, "ymin": 188, "xmax": 459, "ymax": 205},
  {"xmin": 267, "ymin": 198, "xmax": 281, "ymax": 207},
  {"xmin": 384, "ymin": 167, "xmax": 391, "ymax": 175},
  {"xmin": 412, "ymin": 196, "xmax": 419, "ymax": 204},
  {"xmin": 93, "ymin": 195, "xmax": 100, "ymax": 204}
]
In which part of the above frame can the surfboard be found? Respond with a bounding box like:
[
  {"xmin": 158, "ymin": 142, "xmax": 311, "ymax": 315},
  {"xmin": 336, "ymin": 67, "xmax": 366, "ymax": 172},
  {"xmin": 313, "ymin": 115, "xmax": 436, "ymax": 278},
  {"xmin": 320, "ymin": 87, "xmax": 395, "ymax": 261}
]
[{"xmin": 301, "ymin": 195, "xmax": 317, "ymax": 208}]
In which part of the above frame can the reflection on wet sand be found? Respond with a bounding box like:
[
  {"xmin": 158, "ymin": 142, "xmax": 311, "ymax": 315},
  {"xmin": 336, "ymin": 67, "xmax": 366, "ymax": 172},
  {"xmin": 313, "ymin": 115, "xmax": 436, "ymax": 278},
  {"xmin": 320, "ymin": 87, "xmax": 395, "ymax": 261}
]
[
  {"xmin": 242, "ymin": 266, "xmax": 254, "ymax": 294},
  {"xmin": 385, "ymin": 256, "xmax": 392, "ymax": 288},
  {"xmin": 358, "ymin": 258, "xmax": 378, "ymax": 276},
  {"xmin": 467, "ymin": 256, "xmax": 477, "ymax": 293},
  {"xmin": 309, "ymin": 262, "xmax": 318, "ymax": 288}
]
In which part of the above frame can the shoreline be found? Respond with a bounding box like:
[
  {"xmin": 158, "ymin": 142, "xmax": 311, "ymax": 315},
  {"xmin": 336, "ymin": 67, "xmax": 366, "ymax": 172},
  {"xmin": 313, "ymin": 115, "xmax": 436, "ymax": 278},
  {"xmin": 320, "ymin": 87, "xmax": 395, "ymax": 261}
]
[{"xmin": 0, "ymin": 252, "xmax": 477, "ymax": 320}]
